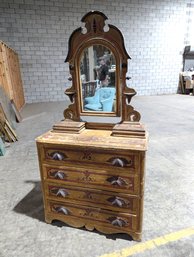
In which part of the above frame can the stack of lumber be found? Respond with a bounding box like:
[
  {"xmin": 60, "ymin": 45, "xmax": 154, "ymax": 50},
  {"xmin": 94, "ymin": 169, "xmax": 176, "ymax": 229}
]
[
  {"xmin": 0, "ymin": 40, "xmax": 25, "ymax": 111},
  {"xmin": 0, "ymin": 87, "xmax": 16, "ymax": 128},
  {"xmin": 0, "ymin": 102, "xmax": 17, "ymax": 143}
]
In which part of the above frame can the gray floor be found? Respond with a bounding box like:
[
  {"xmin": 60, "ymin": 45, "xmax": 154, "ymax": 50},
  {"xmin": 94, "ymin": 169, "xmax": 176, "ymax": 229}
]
[{"xmin": 0, "ymin": 94, "xmax": 194, "ymax": 257}]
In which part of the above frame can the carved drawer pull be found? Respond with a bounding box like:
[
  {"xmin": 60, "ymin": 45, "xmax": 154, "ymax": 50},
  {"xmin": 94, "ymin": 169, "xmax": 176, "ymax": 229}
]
[
  {"xmin": 106, "ymin": 176, "xmax": 128, "ymax": 187},
  {"xmin": 50, "ymin": 188, "xmax": 69, "ymax": 198},
  {"xmin": 48, "ymin": 151, "xmax": 67, "ymax": 161},
  {"xmin": 107, "ymin": 196, "xmax": 127, "ymax": 207},
  {"xmin": 108, "ymin": 216, "xmax": 128, "ymax": 227},
  {"xmin": 107, "ymin": 157, "xmax": 132, "ymax": 167},
  {"xmin": 50, "ymin": 170, "xmax": 67, "ymax": 180},
  {"xmin": 53, "ymin": 206, "xmax": 70, "ymax": 215}
]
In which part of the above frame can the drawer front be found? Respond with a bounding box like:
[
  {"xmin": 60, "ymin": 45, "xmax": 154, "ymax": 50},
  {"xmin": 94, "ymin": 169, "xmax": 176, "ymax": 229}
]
[
  {"xmin": 48, "ymin": 201, "xmax": 138, "ymax": 232},
  {"xmin": 44, "ymin": 147, "xmax": 138, "ymax": 173},
  {"xmin": 46, "ymin": 183, "xmax": 139, "ymax": 213},
  {"xmin": 43, "ymin": 165, "xmax": 139, "ymax": 194}
]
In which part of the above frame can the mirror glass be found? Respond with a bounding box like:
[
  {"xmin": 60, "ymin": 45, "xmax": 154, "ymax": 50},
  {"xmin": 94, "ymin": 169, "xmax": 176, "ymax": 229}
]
[{"xmin": 79, "ymin": 44, "xmax": 116, "ymax": 113}]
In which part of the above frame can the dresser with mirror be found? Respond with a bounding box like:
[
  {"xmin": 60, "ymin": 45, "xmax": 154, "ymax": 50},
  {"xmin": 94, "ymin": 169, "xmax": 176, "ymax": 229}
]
[{"xmin": 36, "ymin": 11, "xmax": 148, "ymax": 241}]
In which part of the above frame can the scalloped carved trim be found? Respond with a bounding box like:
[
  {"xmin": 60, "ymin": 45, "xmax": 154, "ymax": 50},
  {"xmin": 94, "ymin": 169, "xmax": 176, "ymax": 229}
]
[
  {"xmin": 122, "ymin": 103, "xmax": 141, "ymax": 122},
  {"xmin": 126, "ymin": 108, "xmax": 141, "ymax": 122},
  {"xmin": 45, "ymin": 214, "xmax": 141, "ymax": 241},
  {"xmin": 122, "ymin": 87, "xmax": 141, "ymax": 122},
  {"xmin": 63, "ymin": 102, "xmax": 80, "ymax": 121},
  {"xmin": 63, "ymin": 107, "xmax": 75, "ymax": 120}
]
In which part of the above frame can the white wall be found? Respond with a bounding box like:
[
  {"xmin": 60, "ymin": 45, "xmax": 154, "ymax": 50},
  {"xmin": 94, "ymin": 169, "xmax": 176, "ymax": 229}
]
[{"xmin": 0, "ymin": 0, "xmax": 188, "ymax": 102}]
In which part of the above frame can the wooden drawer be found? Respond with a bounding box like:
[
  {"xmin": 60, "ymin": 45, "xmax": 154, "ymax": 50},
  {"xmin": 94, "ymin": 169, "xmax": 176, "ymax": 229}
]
[
  {"xmin": 43, "ymin": 147, "xmax": 138, "ymax": 173},
  {"xmin": 46, "ymin": 183, "xmax": 139, "ymax": 213},
  {"xmin": 43, "ymin": 164, "xmax": 139, "ymax": 194},
  {"xmin": 47, "ymin": 200, "xmax": 138, "ymax": 233}
]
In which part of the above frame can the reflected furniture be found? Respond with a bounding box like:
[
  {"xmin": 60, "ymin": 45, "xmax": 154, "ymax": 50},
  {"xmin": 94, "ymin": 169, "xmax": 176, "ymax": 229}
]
[
  {"xmin": 85, "ymin": 87, "xmax": 116, "ymax": 111},
  {"xmin": 82, "ymin": 80, "xmax": 97, "ymax": 98},
  {"xmin": 36, "ymin": 11, "xmax": 148, "ymax": 241},
  {"xmin": 179, "ymin": 46, "xmax": 194, "ymax": 94}
]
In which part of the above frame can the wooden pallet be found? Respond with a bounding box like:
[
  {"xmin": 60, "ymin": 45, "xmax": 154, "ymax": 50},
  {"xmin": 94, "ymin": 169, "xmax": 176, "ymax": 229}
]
[{"xmin": 0, "ymin": 41, "xmax": 25, "ymax": 111}]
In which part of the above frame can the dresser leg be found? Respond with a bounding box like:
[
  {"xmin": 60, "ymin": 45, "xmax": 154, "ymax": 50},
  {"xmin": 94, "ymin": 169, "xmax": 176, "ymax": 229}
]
[
  {"xmin": 131, "ymin": 232, "xmax": 142, "ymax": 242},
  {"xmin": 45, "ymin": 215, "xmax": 52, "ymax": 224}
]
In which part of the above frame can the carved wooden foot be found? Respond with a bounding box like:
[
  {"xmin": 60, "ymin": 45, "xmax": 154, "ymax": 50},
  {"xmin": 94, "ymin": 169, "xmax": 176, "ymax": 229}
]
[
  {"xmin": 45, "ymin": 216, "xmax": 53, "ymax": 224},
  {"xmin": 130, "ymin": 232, "xmax": 142, "ymax": 242}
]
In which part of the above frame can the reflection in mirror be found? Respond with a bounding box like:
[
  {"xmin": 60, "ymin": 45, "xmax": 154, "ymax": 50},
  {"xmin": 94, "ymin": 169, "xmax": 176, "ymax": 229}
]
[{"xmin": 80, "ymin": 45, "xmax": 116, "ymax": 113}]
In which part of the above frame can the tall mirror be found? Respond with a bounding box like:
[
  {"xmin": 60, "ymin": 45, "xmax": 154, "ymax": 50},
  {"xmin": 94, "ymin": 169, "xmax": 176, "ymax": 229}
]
[
  {"xmin": 63, "ymin": 10, "xmax": 140, "ymax": 125},
  {"xmin": 79, "ymin": 44, "xmax": 116, "ymax": 113}
]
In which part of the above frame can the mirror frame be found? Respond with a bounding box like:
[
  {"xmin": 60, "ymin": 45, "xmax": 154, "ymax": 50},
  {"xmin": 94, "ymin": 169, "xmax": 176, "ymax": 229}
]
[
  {"xmin": 64, "ymin": 11, "xmax": 141, "ymax": 127},
  {"xmin": 77, "ymin": 40, "xmax": 120, "ymax": 117}
]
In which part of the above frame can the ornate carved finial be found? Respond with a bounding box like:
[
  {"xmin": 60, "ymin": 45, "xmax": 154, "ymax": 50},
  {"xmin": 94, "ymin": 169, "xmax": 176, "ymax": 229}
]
[
  {"xmin": 63, "ymin": 108, "xmax": 74, "ymax": 120},
  {"xmin": 122, "ymin": 88, "xmax": 141, "ymax": 122},
  {"xmin": 81, "ymin": 11, "xmax": 108, "ymax": 34}
]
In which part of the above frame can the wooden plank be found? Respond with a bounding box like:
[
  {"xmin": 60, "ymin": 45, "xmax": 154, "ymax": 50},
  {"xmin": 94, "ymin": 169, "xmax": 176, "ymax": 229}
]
[
  {"xmin": 1, "ymin": 43, "xmax": 13, "ymax": 99},
  {"xmin": 0, "ymin": 117, "xmax": 17, "ymax": 142},
  {"xmin": 0, "ymin": 87, "xmax": 16, "ymax": 128},
  {"xmin": 0, "ymin": 44, "xmax": 10, "ymax": 99},
  {"xmin": 0, "ymin": 103, "xmax": 7, "ymax": 122},
  {"xmin": 14, "ymin": 53, "xmax": 25, "ymax": 109},
  {"xmin": 0, "ymin": 120, "xmax": 12, "ymax": 142},
  {"xmin": 5, "ymin": 120, "xmax": 18, "ymax": 140},
  {"xmin": 10, "ymin": 99, "xmax": 22, "ymax": 122}
]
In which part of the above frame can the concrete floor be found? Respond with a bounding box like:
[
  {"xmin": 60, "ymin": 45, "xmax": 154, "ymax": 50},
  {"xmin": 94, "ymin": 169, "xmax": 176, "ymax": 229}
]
[{"xmin": 0, "ymin": 94, "xmax": 194, "ymax": 257}]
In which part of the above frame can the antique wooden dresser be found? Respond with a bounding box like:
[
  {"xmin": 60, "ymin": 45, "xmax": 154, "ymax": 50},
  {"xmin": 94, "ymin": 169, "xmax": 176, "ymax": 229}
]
[{"xmin": 36, "ymin": 11, "xmax": 148, "ymax": 241}]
